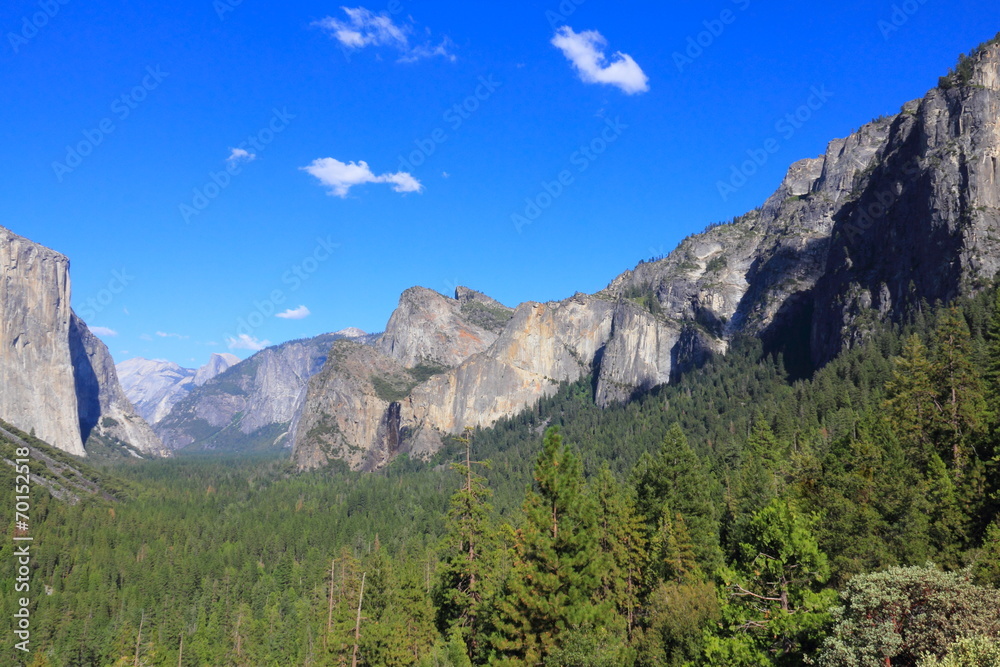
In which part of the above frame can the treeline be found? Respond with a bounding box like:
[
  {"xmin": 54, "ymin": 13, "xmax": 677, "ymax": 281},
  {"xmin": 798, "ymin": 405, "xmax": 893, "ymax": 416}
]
[{"xmin": 3, "ymin": 286, "xmax": 1000, "ymax": 665}]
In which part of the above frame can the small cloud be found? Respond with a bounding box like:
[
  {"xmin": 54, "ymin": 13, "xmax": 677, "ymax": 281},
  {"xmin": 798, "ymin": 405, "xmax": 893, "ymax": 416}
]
[
  {"xmin": 206, "ymin": 341, "xmax": 219, "ymax": 347},
  {"xmin": 314, "ymin": 7, "xmax": 454, "ymax": 62},
  {"xmin": 442, "ymin": 171, "xmax": 450, "ymax": 179},
  {"xmin": 551, "ymin": 27, "xmax": 649, "ymax": 95},
  {"xmin": 226, "ymin": 334, "xmax": 272, "ymax": 351},
  {"xmin": 91, "ymin": 326, "xmax": 118, "ymax": 337},
  {"xmin": 227, "ymin": 147, "xmax": 256, "ymax": 165},
  {"xmin": 123, "ymin": 307, "xmax": 130, "ymax": 315},
  {"xmin": 139, "ymin": 333, "xmax": 153, "ymax": 341},
  {"xmin": 301, "ymin": 158, "xmax": 422, "ymax": 197},
  {"xmin": 156, "ymin": 331, "xmax": 190, "ymax": 340},
  {"xmin": 276, "ymin": 305, "xmax": 311, "ymax": 320}
]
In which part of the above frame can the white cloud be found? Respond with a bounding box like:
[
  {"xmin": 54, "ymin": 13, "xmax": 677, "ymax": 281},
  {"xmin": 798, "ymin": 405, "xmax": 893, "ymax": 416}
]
[
  {"xmin": 301, "ymin": 158, "xmax": 422, "ymax": 197},
  {"xmin": 139, "ymin": 333, "xmax": 153, "ymax": 342},
  {"xmin": 226, "ymin": 334, "xmax": 272, "ymax": 351},
  {"xmin": 314, "ymin": 7, "xmax": 455, "ymax": 62},
  {"xmin": 551, "ymin": 27, "xmax": 649, "ymax": 95},
  {"xmin": 276, "ymin": 305, "xmax": 311, "ymax": 320},
  {"xmin": 156, "ymin": 331, "xmax": 190, "ymax": 340},
  {"xmin": 91, "ymin": 326, "xmax": 118, "ymax": 337},
  {"xmin": 227, "ymin": 147, "xmax": 256, "ymax": 165}
]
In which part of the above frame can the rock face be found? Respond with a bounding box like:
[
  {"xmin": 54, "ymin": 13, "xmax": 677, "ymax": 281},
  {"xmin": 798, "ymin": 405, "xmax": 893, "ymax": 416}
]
[
  {"xmin": 117, "ymin": 353, "xmax": 239, "ymax": 425},
  {"xmin": 293, "ymin": 289, "xmax": 709, "ymax": 470},
  {"xmin": 376, "ymin": 287, "xmax": 504, "ymax": 367},
  {"xmin": 69, "ymin": 314, "xmax": 171, "ymax": 457},
  {"xmin": 0, "ymin": 225, "xmax": 166, "ymax": 457},
  {"xmin": 155, "ymin": 331, "xmax": 374, "ymax": 451},
  {"xmin": 810, "ymin": 42, "xmax": 1000, "ymax": 365},
  {"xmin": 0, "ymin": 226, "xmax": 84, "ymax": 455},
  {"xmin": 292, "ymin": 38, "xmax": 1000, "ymax": 471}
]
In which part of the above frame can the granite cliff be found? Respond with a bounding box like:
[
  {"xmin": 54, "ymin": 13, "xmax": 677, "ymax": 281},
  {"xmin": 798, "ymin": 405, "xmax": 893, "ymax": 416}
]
[
  {"xmin": 292, "ymin": 38, "xmax": 1000, "ymax": 471},
  {"xmin": 0, "ymin": 225, "xmax": 167, "ymax": 457}
]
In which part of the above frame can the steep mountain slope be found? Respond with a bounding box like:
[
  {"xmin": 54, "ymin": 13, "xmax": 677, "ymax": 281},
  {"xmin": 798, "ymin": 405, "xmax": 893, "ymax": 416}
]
[
  {"xmin": 155, "ymin": 330, "xmax": 374, "ymax": 451},
  {"xmin": 0, "ymin": 225, "xmax": 167, "ymax": 457},
  {"xmin": 117, "ymin": 353, "xmax": 239, "ymax": 424},
  {"xmin": 292, "ymin": 39, "xmax": 1000, "ymax": 471}
]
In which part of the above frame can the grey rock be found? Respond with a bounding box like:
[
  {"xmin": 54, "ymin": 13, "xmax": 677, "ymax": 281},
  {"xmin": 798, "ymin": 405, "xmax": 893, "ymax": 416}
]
[
  {"xmin": 376, "ymin": 287, "xmax": 501, "ymax": 368},
  {"xmin": 0, "ymin": 226, "xmax": 84, "ymax": 455},
  {"xmin": 70, "ymin": 313, "xmax": 170, "ymax": 457},
  {"xmin": 156, "ymin": 331, "xmax": 370, "ymax": 451},
  {"xmin": 117, "ymin": 353, "xmax": 240, "ymax": 425}
]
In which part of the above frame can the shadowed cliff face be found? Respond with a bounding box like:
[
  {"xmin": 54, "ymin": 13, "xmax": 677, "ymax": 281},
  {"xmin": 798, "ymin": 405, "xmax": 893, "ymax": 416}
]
[
  {"xmin": 811, "ymin": 43, "xmax": 1000, "ymax": 365},
  {"xmin": 0, "ymin": 225, "xmax": 167, "ymax": 457},
  {"xmin": 69, "ymin": 313, "xmax": 169, "ymax": 457},
  {"xmin": 291, "ymin": 41, "xmax": 1000, "ymax": 472}
]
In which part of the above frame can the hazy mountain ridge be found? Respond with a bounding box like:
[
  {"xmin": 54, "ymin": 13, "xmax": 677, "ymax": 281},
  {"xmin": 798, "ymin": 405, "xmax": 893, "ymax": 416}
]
[
  {"xmin": 154, "ymin": 329, "xmax": 375, "ymax": 452},
  {"xmin": 117, "ymin": 353, "xmax": 240, "ymax": 425}
]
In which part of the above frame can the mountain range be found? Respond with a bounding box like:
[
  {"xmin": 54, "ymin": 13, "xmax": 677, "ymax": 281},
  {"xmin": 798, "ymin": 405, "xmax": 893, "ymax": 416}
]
[{"xmin": 3, "ymin": 38, "xmax": 999, "ymax": 467}]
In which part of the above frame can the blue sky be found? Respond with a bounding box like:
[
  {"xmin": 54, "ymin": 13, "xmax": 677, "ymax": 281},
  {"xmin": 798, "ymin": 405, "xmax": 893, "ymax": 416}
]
[{"xmin": 1, "ymin": 0, "xmax": 996, "ymax": 367}]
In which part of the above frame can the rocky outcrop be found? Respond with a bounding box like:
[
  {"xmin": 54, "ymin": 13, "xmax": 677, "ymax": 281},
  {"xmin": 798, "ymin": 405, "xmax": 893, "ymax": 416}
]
[
  {"xmin": 117, "ymin": 353, "xmax": 240, "ymax": 425},
  {"xmin": 811, "ymin": 42, "xmax": 1000, "ymax": 365},
  {"xmin": 0, "ymin": 226, "xmax": 84, "ymax": 455},
  {"xmin": 0, "ymin": 225, "xmax": 167, "ymax": 457},
  {"xmin": 156, "ymin": 331, "xmax": 373, "ymax": 451},
  {"xmin": 291, "ymin": 38, "xmax": 1000, "ymax": 471},
  {"xmin": 376, "ymin": 287, "xmax": 503, "ymax": 368},
  {"xmin": 290, "ymin": 341, "xmax": 412, "ymax": 471},
  {"xmin": 69, "ymin": 314, "xmax": 170, "ymax": 457},
  {"xmin": 294, "ymin": 291, "xmax": 695, "ymax": 469}
]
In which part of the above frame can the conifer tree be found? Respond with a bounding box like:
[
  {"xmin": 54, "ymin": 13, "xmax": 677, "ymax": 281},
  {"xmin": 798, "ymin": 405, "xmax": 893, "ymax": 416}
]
[
  {"xmin": 633, "ymin": 423, "xmax": 722, "ymax": 571},
  {"xmin": 435, "ymin": 428, "xmax": 497, "ymax": 659},
  {"xmin": 931, "ymin": 307, "xmax": 988, "ymax": 472},
  {"xmin": 592, "ymin": 466, "xmax": 646, "ymax": 638},
  {"xmin": 490, "ymin": 428, "xmax": 612, "ymax": 664}
]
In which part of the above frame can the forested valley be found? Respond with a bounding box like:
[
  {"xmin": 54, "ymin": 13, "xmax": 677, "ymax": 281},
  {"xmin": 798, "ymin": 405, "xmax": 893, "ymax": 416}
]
[{"xmin": 4, "ymin": 283, "xmax": 1000, "ymax": 666}]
